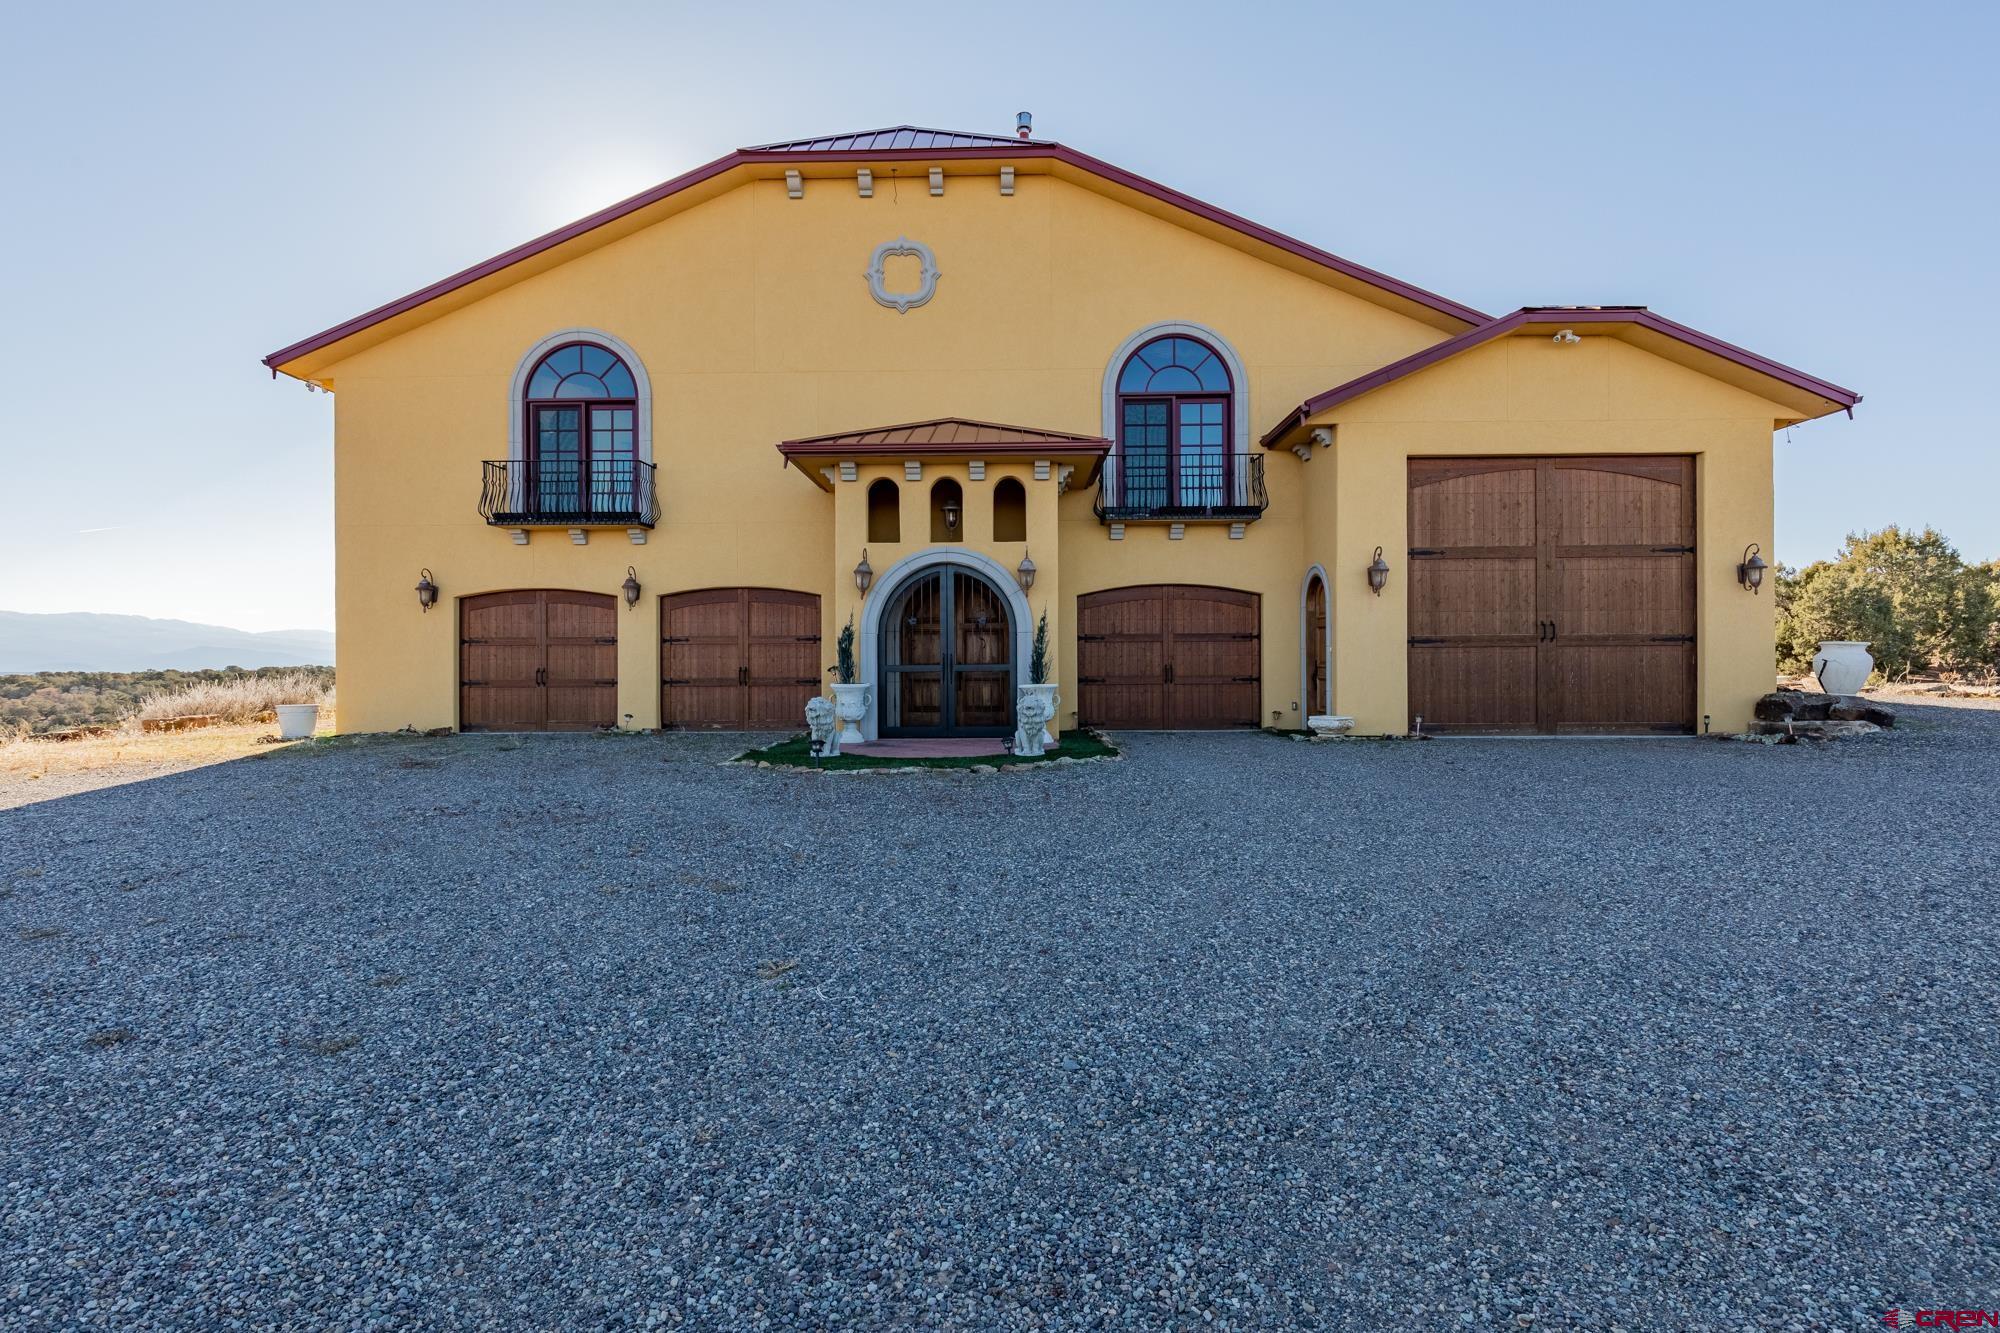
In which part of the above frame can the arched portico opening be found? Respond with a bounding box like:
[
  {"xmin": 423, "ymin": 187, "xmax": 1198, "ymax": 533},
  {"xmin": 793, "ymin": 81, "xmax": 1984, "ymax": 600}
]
[{"xmin": 857, "ymin": 548, "xmax": 1033, "ymax": 742}]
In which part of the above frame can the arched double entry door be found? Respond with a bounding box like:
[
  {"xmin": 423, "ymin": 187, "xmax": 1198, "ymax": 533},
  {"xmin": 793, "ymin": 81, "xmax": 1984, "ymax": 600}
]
[{"xmin": 878, "ymin": 567, "xmax": 1016, "ymax": 736}]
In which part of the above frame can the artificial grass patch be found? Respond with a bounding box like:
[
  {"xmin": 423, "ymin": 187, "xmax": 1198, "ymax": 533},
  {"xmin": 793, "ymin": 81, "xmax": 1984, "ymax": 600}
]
[{"xmin": 734, "ymin": 729, "xmax": 1118, "ymax": 771}]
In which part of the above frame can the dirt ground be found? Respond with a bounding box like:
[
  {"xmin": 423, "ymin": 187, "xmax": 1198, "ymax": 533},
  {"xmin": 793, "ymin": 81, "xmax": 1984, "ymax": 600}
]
[{"xmin": 0, "ymin": 716, "xmax": 335, "ymax": 810}]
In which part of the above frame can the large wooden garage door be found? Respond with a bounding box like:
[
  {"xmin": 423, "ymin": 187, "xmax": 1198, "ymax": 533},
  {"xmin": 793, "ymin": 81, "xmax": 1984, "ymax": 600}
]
[
  {"xmin": 1077, "ymin": 585, "xmax": 1260, "ymax": 729},
  {"xmin": 662, "ymin": 588, "xmax": 821, "ymax": 729},
  {"xmin": 460, "ymin": 590, "xmax": 618, "ymax": 732},
  {"xmin": 1408, "ymin": 456, "xmax": 1695, "ymax": 734}
]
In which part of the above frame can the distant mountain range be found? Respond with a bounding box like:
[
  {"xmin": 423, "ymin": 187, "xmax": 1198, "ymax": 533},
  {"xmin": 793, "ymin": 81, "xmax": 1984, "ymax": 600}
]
[{"xmin": 0, "ymin": 611, "xmax": 334, "ymax": 673}]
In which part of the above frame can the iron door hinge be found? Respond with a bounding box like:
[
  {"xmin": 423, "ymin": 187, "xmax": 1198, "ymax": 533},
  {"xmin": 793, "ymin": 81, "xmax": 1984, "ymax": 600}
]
[
  {"xmin": 1408, "ymin": 547, "xmax": 1444, "ymax": 557},
  {"xmin": 1077, "ymin": 633, "xmax": 1105, "ymax": 642},
  {"xmin": 662, "ymin": 635, "xmax": 690, "ymax": 643},
  {"xmin": 1232, "ymin": 675, "xmax": 1260, "ymax": 683},
  {"xmin": 1650, "ymin": 545, "xmax": 1695, "ymax": 554},
  {"xmin": 1078, "ymin": 675, "xmax": 1104, "ymax": 684},
  {"xmin": 1408, "ymin": 636, "xmax": 1445, "ymax": 645},
  {"xmin": 663, "ymin": 678, "xmax": 691, "ymax": 686},
  {"xmin": 1649, "ymin": 635, "xmax": 1696, "ymax": 644}
]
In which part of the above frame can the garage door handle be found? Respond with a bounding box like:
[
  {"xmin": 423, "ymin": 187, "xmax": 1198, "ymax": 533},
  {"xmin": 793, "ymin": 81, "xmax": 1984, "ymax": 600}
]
[
  {"xmin": 1549, "ymin": 621, "xmax": 1558, "ymax": 642},
  {"xmin": 1162, "ymin": 663, "xmax": 1174, "ymax": 684},
  {"xmin": 737, "ymin": 666, "xmax": 748, "ymax": 686}
]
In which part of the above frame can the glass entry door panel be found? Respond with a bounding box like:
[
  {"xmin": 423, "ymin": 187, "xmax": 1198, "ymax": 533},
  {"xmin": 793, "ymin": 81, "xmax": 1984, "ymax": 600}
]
[
  {"xmin": 885, "ymin": 574, "xmax": 944, "ymax": 730},
  {"xmin": 952, "ymin": 571, "xmax": 1012, "ymax": 730},
  {"xmin": 879, "ymin": 568, "xmax": 1015, "ymax": 736}
]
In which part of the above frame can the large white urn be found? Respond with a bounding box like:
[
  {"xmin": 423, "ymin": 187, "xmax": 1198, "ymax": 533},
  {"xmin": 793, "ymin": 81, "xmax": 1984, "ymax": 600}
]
[
  {"xmin": 1812, "ymin": 640, "xmax": 1875, "ymax": 696},
  {"xmin": 829, "ymin": 683, "xmax": 871, "ymax": 746}
]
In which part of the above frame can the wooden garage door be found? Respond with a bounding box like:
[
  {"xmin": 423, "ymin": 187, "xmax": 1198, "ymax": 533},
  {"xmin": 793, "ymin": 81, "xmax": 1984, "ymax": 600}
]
[
  {"xmin": 1077, "ymin": 585, "xmax": 1260, "ymax": 729},
  {"xmin": 662, "ymin": 588, "xmax": 821, "ymax": 729},
  {"xmin": 460, "ymin": 590, "xmax": 618, "ymax": 732},
  {"xmin": 1407, "ymin": 456, "xmax": 1695, "ymax": 734}
]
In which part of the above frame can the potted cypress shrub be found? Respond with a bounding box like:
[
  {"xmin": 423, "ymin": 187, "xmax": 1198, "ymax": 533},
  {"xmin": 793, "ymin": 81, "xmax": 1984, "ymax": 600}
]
[
  {"xmin": 827, "ymin": 615, "xmax": 869, "ymax": 746},
  {"xmin": 1018, "ymin": 611, "xmax": 1059, "ymax": 748}
]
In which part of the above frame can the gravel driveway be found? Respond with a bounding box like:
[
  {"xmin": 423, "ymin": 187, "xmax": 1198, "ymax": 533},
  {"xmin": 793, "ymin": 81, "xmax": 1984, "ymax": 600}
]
[{"xmin": 4, "ymin": 705, "xmax": 1996, "ymax": 1329}]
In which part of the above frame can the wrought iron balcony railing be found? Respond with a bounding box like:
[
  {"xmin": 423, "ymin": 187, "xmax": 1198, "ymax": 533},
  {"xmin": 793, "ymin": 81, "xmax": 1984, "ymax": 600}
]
[
  {"xmin": 480, "ymin": 458, "xmax": 658, "ymax": 528},
  {"xmin": 1094, "ymin": 451, "xmax": 1268, "ymax": 523}
]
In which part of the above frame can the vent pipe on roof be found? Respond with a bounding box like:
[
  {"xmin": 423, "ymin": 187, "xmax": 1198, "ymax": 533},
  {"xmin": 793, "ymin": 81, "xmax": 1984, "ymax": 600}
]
[{"xmin": 1016, "ymin": 111, "xmax": 1033, "ymax": 140}]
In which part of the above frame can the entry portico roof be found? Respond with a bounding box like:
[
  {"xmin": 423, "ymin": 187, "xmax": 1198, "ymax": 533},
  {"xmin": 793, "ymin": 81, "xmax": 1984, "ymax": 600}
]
[{"xmin": 778, "ymin": 417, "xmax": 1110, "ymax": 490}]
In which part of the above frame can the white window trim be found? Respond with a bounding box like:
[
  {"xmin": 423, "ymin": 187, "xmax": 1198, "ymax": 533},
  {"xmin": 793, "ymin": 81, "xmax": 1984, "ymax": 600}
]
[
  {"xmin": 507, "ymin": 329, "xmax": 654, "ymax": 464},
  {"xmin": 1101, "ymin": 320, "xmax": 1252, "ymax": 507}
]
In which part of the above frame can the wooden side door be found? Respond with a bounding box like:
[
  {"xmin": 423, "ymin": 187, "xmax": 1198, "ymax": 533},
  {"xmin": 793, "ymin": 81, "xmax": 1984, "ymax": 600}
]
[
  {"xmin": 1543, "ymin": 457, "xmax": 1695, "ymax": 733},
  {"xmin": 541, "ymin": 591, "xmax": 618, "ymax": 731},
  {"xmin": 744, "ymin": 589, "xmax": 823, "ymax": 729},
  {"xmin": 461, "ymin": 592, "xmax": 546, "ymax": 731},
  {"xmin": 1077, "ymin": 587, "xmax": 1168, "ymax": 729},
  {"xmin": 663, "ymin": 588, "xmax": 748, "ymax": 728},
  {"xmin": 460, "ymin": 590, "xmax": 616, "ymax": 732},
  {"xmin": 1165, "ymin": 586, "xmax": 1260, "ymax": 728},
  {"xmin": 663, "ymin": 588, "xmax": 821, "ymax": 729},
  {"xmin": 1407, "ymin": 460, "xmax": 1542, "ymax": 733}
]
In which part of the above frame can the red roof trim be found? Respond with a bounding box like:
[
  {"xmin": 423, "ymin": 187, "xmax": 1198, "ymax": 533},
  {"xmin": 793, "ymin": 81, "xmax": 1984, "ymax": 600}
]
[
  {"xmin": 1259, "ymin": 306, "xmax": 1862, "ymax": 445},
  {"xmin": 263, "ymin": 141, "xmax": 1487, "ymax": 372}
]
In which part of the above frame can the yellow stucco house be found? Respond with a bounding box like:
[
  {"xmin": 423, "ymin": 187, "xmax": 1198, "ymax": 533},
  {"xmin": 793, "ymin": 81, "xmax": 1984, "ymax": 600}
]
[{"xmin": 265, "ymin": 122, "xmax": 1858, "ymax": 740}]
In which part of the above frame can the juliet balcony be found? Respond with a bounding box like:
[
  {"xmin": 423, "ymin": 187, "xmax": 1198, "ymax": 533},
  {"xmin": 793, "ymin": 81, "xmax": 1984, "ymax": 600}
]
[
  {"xmin": 480, "ymin": 458, "xmax": 659, "ymax": 531},
  {"xmin": 1093, "ymin": 452, "xmax": 1268, "ymax": 524}
]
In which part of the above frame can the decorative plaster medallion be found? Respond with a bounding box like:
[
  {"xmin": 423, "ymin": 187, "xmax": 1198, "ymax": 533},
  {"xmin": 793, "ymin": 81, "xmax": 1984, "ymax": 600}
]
[{"xmin": 865, "ymin": 237, "xmax": 940, "ymax": 313}]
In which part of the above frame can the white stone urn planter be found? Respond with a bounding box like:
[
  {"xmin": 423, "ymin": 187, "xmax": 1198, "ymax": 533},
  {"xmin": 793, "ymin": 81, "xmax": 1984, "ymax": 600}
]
[
  {"xmin": 1018, "ymin": 682, "xmax": 1060, "ymax": 747},
  {"xmin": 1306, "ymin": 714, "xmax": 1354, "ymax": 739},
  {"xmin": 1812, "ymin": 640, "xmax": 1875, "ymax": 696},
  {"xmin": 829, "ymin": 683, "xmax": 870, "ymax": 746},
  {"xmin": 274, "ymin": 703, "xmax": 320, "ymax": 740}
]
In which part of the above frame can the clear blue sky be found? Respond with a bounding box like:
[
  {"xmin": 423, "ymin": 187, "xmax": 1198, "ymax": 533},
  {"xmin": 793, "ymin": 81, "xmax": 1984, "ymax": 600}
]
[{"xmin": 3, "ymin": 1, "xmax": 1992, "ymax": 633}]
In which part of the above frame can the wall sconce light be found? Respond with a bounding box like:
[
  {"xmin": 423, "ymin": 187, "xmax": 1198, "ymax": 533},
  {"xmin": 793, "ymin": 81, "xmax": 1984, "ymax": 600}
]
[
  {"xmin": 942, "ymin": 497, "xmax": 961, "ymax": 533},
  {"xmin": 1737, "ymin": 543, "xmax": 1768, "ymax": 594},
  {"xmin": 621, "ymin": 566, "xmax": 642, "ymax": 609},
  {"xmin": 854, "ymin": 549, "xmax": 874, "ymax": 595},
  {"xmin": 1016, "ymin": 551, "xmax": 1037, "ymax": 592},
  {"xmin": 415, "ymin": 569, "xmax": 438, "ymax": 613},
  {"xmin": 1366, "ymin": 547, "xmax": 1390, "ymax": 596}
]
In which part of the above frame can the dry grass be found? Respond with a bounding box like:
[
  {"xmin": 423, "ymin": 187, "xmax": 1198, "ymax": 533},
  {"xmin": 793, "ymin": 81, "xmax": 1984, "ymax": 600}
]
[
  {"xmin": 0, "ymin": 712, "xmax": 336, "ymax": 808},
  {"xmin": 134, "ymin": 671, "xmax": 333, "ymax": 724}
]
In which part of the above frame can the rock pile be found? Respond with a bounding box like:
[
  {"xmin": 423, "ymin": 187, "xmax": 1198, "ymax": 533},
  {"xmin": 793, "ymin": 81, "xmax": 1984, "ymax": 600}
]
[{"xmin": 1748, "ymin": 690, "xmax": 1895, "ymax": 739}]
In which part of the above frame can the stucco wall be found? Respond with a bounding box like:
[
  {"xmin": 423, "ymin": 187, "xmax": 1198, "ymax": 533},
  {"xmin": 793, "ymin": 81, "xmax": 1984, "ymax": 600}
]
[
  {"xmin": 319, "ymin": 170, "xmax": 1444, "ymax": 733},
  {"xmin": 1308, "ymin": 335, "xmax": 1786, "ymax": 735},
  {"xmin": 315, "ymin": 165, "xmax": 1789, "ymax": 737}
]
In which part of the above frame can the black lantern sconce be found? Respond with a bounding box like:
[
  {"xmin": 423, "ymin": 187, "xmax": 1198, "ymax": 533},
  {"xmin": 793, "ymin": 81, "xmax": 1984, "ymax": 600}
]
[
  {"xmin": 1737, "ymin": 544, "xmax": 1768, "ymax": 595},
  {"xmin": 854, "ymin": 549, "xmax": 874, "ymax": 596},
  {"xmin": 941, "ymin": 495, "xmax": 962, "ymax": 533},
  {"xmin": 621, "ymin": 566, "xmax": 641, "ymax": 609},
  {"xmin": 1016, "ymin": 550, "xmax": 1036, "ymax": 592},
  {"xmin": 415, "ymin": 569, "xmax": 439, "ymax": 613},
  {"xmin": 1366, "ymin": 547, "xmax": 1390, "ymax": 596}
]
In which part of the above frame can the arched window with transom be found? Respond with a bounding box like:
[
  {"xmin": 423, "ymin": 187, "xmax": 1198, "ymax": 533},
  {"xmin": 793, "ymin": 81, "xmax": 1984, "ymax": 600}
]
[
  {"xmin": 1114, "ymin": 335, "xmax": 1233, "ymax": 511},
  {"xmin": 522, "ymin": 341, "xmax": 639, "ymax": 517}
]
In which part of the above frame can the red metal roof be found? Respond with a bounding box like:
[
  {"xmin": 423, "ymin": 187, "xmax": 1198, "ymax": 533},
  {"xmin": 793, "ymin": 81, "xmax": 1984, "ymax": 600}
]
[
  {"xmin": 1259, "ymin": 306, "xmax": 1862, "ymax": 445},
  {"xmin": 745, "ymin": 125, "xmax": 1042, "ymax": 153},
  {"xmin": 779, "ymin": 417, "xmax": 1109, "ymax": 455},
  {"xmin": 263, "ymin": 132, "xmax": 1488, "ymax": 374}
]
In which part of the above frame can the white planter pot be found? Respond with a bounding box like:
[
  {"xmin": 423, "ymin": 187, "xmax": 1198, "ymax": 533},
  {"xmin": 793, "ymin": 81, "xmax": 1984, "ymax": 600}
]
[
  {"xmin": 1812, "ymin": 640, "xmax": 1874, "ymax": 696},
  {"xmin": 1306, "ymin": 714, "xmax": 1354, "ymax": 739},
  {"xmin": 829, "ymin": 683, "xmax": 870, "ymax": 746},
  {"xmin": 275, "ymin": 703, "xmax": 320, "ymax": 740},
  {"xmin": 1019, "ymin": 683, "xmax": 1060, "ymax": 746}
]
